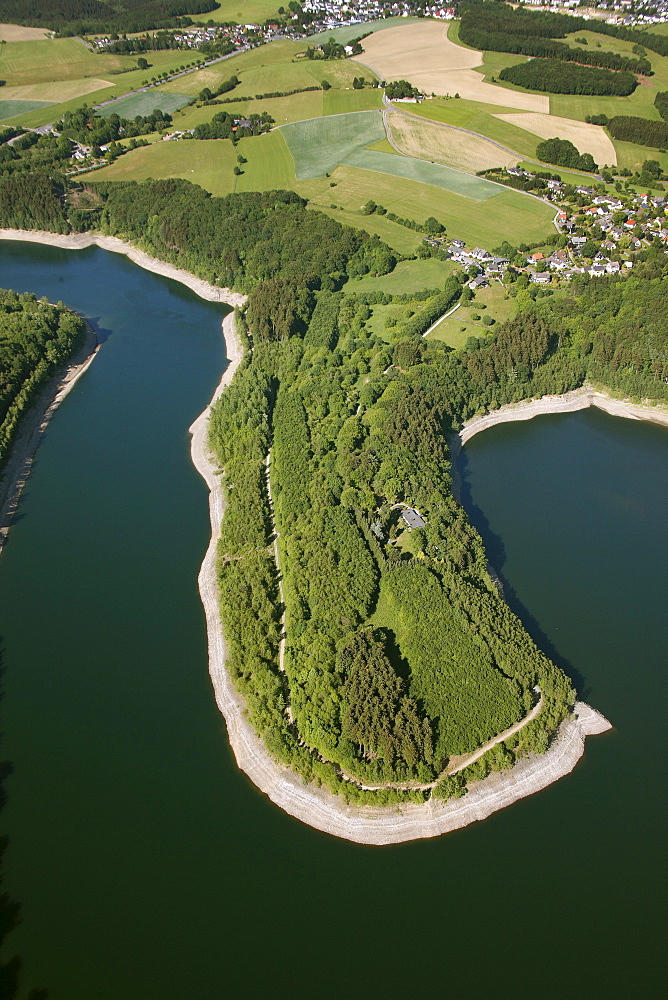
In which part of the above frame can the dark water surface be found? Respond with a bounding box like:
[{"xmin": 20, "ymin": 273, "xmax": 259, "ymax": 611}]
[{"xmin": 0, "ymin": 242, "xmax": 665, "ymax": 999}]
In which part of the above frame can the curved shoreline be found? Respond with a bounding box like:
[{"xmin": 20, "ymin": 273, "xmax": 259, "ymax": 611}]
[
  {"xmin": 189, "ymin": 314, "xmax": 612, "ymax": 845},
  {"xmin": 458, "ymin": 386, "xmax": 668, "ymax": 446},
  {"xmin": 1, "ymin": 229, "xmax": 613, "ymax": 844},
  {"xmin": 0, "ymin": 320, "xmax": 99, "ymax": 560}
]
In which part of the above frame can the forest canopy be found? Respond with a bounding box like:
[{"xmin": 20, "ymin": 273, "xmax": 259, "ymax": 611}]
[{"xmin": 0, "ymin": 0, "xmax": 219, "ymax": 35}]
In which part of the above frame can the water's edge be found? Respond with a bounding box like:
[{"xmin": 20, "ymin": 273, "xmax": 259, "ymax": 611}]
[{"xmin": 0, "ymin": 230, "xmax": 626, "ymax": 846}]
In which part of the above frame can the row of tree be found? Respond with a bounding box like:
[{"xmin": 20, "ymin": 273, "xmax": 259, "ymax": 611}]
[
  {"xmin": 0, "ymin": 0, "xmax": 219, "ymax": 36},
  {"xmin": 0, "ymin": 287, "xmax": 86, "ymax": 470},
  {"xmin": 498, "ymin": 59, "xmax": 637, "ymax": 96},
  {"xmin": 459, "ymin": 7, "xmax": 650, "ymax": 75},
  {"xmin": 606, "ymin": 115, "xmax": 668, "ymax": 150}
]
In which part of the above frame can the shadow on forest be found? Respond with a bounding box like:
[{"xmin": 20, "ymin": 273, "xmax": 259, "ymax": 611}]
[
  {"xmin": 0, "ymin": 654, "xmax": 48, "ymax": 1000},
  {"xmin": 455, "ymin": 451, "xmax": 590, "ymax": 701}
]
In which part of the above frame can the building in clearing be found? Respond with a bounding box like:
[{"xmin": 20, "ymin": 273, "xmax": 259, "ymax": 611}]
[{"xmin": 401, "ymin": 508, "xmax": 426, "ymax": 529}]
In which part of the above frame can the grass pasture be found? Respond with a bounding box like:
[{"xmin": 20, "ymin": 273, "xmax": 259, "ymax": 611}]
[
  {"xmin": 163, "ymin": 40, "xmax": 378, "ymax": 99},
  {"xmin": 387, "ymin": 109, "xmax": 519, "ymax": 172},
  {"xmin": 81, "ymin": 128, "xmax": 295, "ymax": 197},
  {"xmin": 98, "ymin": 92, "xmax": 193, "ymax": 118},
  {"xmin": 188, "ymin": 0, "xmax": 280, "ymax": 24},
  {"xmin": 0, "ymin": 99, "xmax": 53, "ymax": 121},
  {"xmin": 301, "ymin": 164, "xmax": 556, "ymax": 248},
  {"xmin": 353, "ymin": 257, "xmax": 456, "ymax": 294},
  {"xmin": 280, "ymin": 110, "xmax": 386, "ymax": 179},
  {"xmin": 427, "ymin": 281, "xmax": 517, "ymax": 349}
]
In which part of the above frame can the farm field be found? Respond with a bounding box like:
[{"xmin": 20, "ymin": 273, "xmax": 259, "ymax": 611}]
[
  {"xmin": 0, "ymin": 78, "xmax": 113, "ymax": 105},
  {"xmin": 189, "ymin": 0, "xmax": 280, "ymax": 24},
  {"xmin": 387, "ymin": 108, "xmax": 519, "ymax": 172},
  {"xmin": 427, "ymin": 281, "xmax": 518, "ymax": 349},
  {"xmin": 612, "ymin": 139, "xmax": 668, "ymax": 174},
  {"xmin": 97, "ymin": 92, "xmax": 193, "ymax": 118},
  {"xmin": 346, "ymin": 147, "xmax": 507, "ymax": 199},
  {"xmin": 0, "ymin": 23, "xmax": 50, "ymax": 41},
  {"xmin": 307, "ymin": 17, "xmax": 420, "ymax": 44},
  {"xmin": 300, "ymin": 164, "xmax": 555, "ymax": 247},
  {"xmin": 0, "ymin": 37, "xmax": 127, "ymax": 86},
  {"xmin": 401, "ymin": 97, "xmax": 541, "ymax": 160},
  {"xmin": 280, "ymin": 110, "xmax": 386, "ymax": 179},
  {"xmin": 0, "ymin": 99, "xmax": 52, "ymax": 121},
  {"xmin": 493, "ymin": 111, "xmax": 617, "ymax": 165},
  {"xmin": 163, "ymin": 39, "xmax": 378, "ymax": 98},
  {"xmin": 81, "ymin": 129, "xmax": 295, "ymax": 197},
  {"xmin": 353, "ymin": 20, "xmax": 548, "ymax": 112}
]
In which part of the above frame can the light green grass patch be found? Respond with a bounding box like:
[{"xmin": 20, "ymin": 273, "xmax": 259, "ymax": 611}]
[
  {"xmin": 612, "ymin": 139, "xmax": 668, "ymax": 174},
  {"xmin": 314, "ymin": 204, "xmax": 424, "ymax": 255},
  {"xmin": 307, "ymin": 17, "xmax": 421, "ymax": 44},
  {"xmin": 300, "ymin": 164, "xmax": 555, "ymax": 248},
  {"xmin": 344, "ymin": 148, "xmax": 503, "ymax": 201},
  {"xmin": 322, "ymin": 87, "xmax": 383, "ymax": 115},
  {"xmin": 190, "ymin": 0, "xmax": 281, "ymax": 25},
  {"xmin": 516, "ymin": 160, "xmax": 599, "ymax": 185},
  {"xmin": 98, "ymin": 92, "xmax": 192, "ymax": 119},
  {"xmin": 164, "ymin": 40, "xmax": 378, "ymax": 98},
  {"xmin": 365, "ymin": 137, "xmax": 398, "ymax": 155},
  {"xmin": 281, "ymin": 110, "xmax": 385, "ymax": 178},
  {"xmin": 353, "ymin": 258, "xmax": 456, "ymax": 295},
  {"xmin": 80, "ymin": 128, "xmax": 295, "ymax": 197},
  {"xmin": 0, "ymin": 98, "xmax": 53, "ymax": 121},
  {"xmin": 428, "ymin": 281, "xmax": 516, "ymax": 348}
]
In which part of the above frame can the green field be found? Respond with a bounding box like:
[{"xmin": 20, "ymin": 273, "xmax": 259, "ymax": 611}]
[
  {"xmin": 188, "ymin": 0, "xmax": 280, "ymax": 24},
  {"xmin": 301, "ymin": 164, "xmax": 556, "ymax": 248},
  {"xmin": 427, "ymin": 281, "xmax": 518, "ymax": 349},
  {"xmin": 0, "ymin": 99, "xmax": 53, "ymax": 121},
  {"xmin": 163, "ymin": 40, "xmax": 378, "ymax": 98},
  {"xmin": 353, "ymin": 257, "xmax": 456, "ymax": 294},
  {"xmin": 345, "ymin": 148, "xmax": 503, "ymax": 200},
  {"xmin": 281, "ymin": 110, "xmax": 386, "ymax": 179},
  {"xmin": 611, "ymin": 140, "xmax": 668, "ymax": 174},
  {"xmin": 98, "ymin": 91, "xmax": 192, "ymax": 118},
  {"xmin": 307, "ymin": 17, "xmax": 421, "ymax": 44}
]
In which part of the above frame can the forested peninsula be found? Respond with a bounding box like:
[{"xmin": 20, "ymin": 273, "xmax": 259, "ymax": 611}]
[{"xmin": 1, "ymin": 170, "xmax": 665, "ymax": 830}]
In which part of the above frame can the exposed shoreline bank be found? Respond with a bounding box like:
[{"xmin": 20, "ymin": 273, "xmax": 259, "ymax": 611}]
[
  {"xmin": 458, "ymin": 386, "xmax": 668, "ymax": 447},
  {"xmin": 189, "ymin": 319, "xmax": 613, "ymax": 845},
  {"xmin": 1, "ymin": 229, "xmax": 613, "ymax": 845},
  {"xmin": 0, "ymin": 319, "xmax": 99, "ymax": 560}
]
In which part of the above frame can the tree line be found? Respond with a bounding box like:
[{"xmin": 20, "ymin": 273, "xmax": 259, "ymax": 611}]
[
  {"xmin": 606, "ymin": 116, "xmax": 668, "ymax": 150},
  {"xmin": 0, "ymin": 287, "xmax": 86, "ymax": 471},
  {"xmin": 0, "ymin": 0, "xmax": 219, "ymax": 36},
  {"xmin": 459, "ymin": 6, "xmax": 650, "ymax": 75},
  {"xmin": 498, "ymin": 59, "xmax": 637, "ymax": 96}
]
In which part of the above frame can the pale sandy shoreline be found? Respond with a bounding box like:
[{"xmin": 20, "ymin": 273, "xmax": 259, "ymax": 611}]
[
  {"xmin": 189, "ymin": 320, "xmax": 613, "ymax": 845},
  {"xmin": 459, "ymin": 386, "xmax": 668, "ymax": 446},
  {"xmin": 1, "ymin": 228, "xmax": 615, "ymax": 845},
  {"xmin": 0, "ymin": 319, "xmax": 100, "ymax": 559}
]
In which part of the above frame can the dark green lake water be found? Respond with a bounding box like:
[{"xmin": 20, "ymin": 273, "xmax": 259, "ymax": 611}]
[{"xmin": 0, "ymin": 241, "xmax": 665, "ymax": 1000}]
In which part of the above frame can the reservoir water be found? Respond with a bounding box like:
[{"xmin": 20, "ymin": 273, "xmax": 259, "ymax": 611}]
[{"xmin": 0, "ymin": 241, "xmax": 666, "ymax": 999}]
